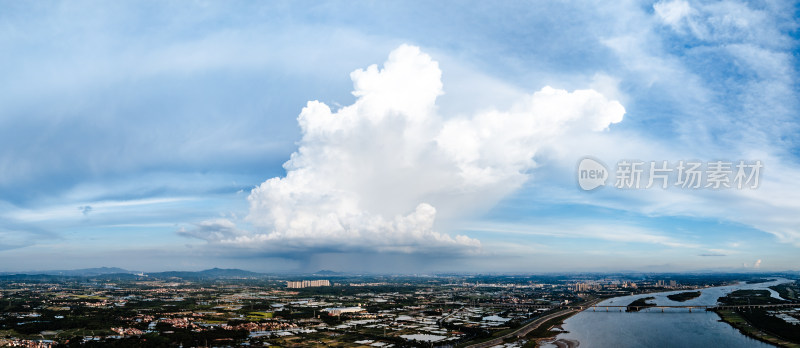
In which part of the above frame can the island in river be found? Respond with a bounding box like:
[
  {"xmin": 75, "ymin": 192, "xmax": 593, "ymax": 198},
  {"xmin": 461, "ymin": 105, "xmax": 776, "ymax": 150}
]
[
  {"xmin": 626, "ymin": 296, "xmax": 656, "ymax": 312},
  {"xmin": 666, "ymin": 291, "xmax": 702, "ymax": 302}
]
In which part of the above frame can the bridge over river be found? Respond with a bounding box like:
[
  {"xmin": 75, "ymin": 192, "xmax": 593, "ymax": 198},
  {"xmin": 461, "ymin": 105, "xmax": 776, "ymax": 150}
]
[{"xmin": 475, "ymin": 302, "xmax": 799, "ymax": 312}]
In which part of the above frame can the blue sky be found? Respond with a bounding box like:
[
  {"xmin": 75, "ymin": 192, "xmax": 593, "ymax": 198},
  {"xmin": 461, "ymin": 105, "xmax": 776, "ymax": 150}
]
[{"xmin": 0, "ymin": 0, "xmax": 798, "ymax": 272}]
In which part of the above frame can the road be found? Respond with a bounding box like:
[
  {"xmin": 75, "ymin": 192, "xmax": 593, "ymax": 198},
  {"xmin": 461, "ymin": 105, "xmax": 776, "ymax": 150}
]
[{"xmin": 465, "ymin": 298, "xmax": 603, "ymax": 348}]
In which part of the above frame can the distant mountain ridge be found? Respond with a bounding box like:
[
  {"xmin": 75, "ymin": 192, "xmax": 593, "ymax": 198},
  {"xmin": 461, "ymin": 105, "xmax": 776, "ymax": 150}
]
[
  {"xmin": 148, "ymin": 268, "xmax": 262, "ymax": 279},
  {"xmin": 0, "ymin": 267, "xmax": 135, "ymax": 276},
  {"xmin": 0, "ymin": 267, "xmax": 263, "ymax": 279}
]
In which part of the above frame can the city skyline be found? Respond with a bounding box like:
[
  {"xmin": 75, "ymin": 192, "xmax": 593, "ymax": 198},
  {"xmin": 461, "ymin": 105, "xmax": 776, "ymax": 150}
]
[{"xmin": 1, "ymin": 1, "xmax": 798, "ymax": 273}]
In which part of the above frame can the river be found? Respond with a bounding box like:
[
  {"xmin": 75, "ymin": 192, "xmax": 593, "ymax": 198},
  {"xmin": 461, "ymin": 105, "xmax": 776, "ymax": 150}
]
[{"xmin": 543, "ymin": 278, "xmax": 792, "ymax": 348}]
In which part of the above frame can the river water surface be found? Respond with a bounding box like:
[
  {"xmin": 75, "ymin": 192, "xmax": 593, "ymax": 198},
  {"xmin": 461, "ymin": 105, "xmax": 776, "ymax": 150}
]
[{"xmin": 544, "ymin": 278, "xmax": 791, "ymax": 348}]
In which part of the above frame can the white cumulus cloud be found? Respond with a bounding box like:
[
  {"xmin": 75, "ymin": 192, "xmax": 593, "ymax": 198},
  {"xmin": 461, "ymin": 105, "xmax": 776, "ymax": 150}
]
[
  {"xmin": 185, "ymin": 44, "xmax": 625, "ymax": 254},
  {"xmin": 654, "ymin": 0, "xmax": 693, "ymax": 29}
]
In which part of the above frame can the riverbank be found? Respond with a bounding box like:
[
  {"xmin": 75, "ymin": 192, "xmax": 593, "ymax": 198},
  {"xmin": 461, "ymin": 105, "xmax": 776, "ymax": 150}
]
[
  {"xmin": 462, "ymin": 298, "xmax": 603, "ymax": 348},
  {"xmin": 535, "ymin": 337, "xmax": 579, "ymax": 348},
  {"xmin": 713, "ymin": 309, "xmax": 800, "ymax": 348},
  {"xmin": 522, "ymin": 312, "xmax": 580, "ymax": 347},
  {"xmin": 523, "ymin": 311, "xmax": 580, "ymax": 348},
  {"xmin": 463, "ymin": 308, "xmax": 578, "ymax": 348},
  {"xmin": 522, "ymin": 299, "xmax": 607, "ymax": 347}
]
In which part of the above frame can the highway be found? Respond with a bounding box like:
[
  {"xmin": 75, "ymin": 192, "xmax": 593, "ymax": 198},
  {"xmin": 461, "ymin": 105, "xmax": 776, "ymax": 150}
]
[{"xmin": 465, "ymin": 298, "xmax": 603, "ymax": 348}]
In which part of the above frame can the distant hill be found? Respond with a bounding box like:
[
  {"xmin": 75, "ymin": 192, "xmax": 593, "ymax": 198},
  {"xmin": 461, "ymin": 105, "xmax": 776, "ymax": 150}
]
[
  {"xmin": 198, "ymin": 267, "xmax": 262, "ymax": 277},
  {"xmin": 0, "ymin": 267, "xmax": 265, "ymax": 280},
  {"xmin": 0, "ymin": 274, "xmax": 76, "ymax": 281},
  {"xmin": 0, "ymin": 267, "xmax": 139, "ymax": 281},
  {"xmin": 147, "ymin": 268, "xmax": 262, "ymax": 279},
  {"xmin": 9, "ymin": 267, "xmax": 135, "ymax": 277},
  {"xmin": 314, "ymin": 269, "xmax": 343, "ymax": 275}
]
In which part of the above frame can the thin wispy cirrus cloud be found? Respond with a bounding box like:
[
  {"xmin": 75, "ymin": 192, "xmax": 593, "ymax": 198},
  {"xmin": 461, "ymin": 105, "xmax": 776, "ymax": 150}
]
[{"xmin": 0, "ymin": 0, "xmax": 797, "ymax": 272}]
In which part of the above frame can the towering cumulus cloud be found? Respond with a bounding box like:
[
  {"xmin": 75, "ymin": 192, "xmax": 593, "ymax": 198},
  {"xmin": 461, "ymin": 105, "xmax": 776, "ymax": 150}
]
[{"xmin": 186, "ymin": 45, "xmax": 625, "ymax": 254}]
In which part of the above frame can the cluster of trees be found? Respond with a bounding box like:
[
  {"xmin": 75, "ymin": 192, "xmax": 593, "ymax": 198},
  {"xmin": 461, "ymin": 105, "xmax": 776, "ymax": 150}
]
[
  {"xmin": 737, "ymin": 309, "xmax": 800, "ymax": 343},
  {"xmin": 717, "ymin": 290, "xmax": 787, "ymax": 305},
  {"xmin": 666, "ymin": 291, "xmax": 702, "ymax": 302},
  {"xmin": 53, "ymin": 328, "xmax": 250, "ymax": 348}
]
